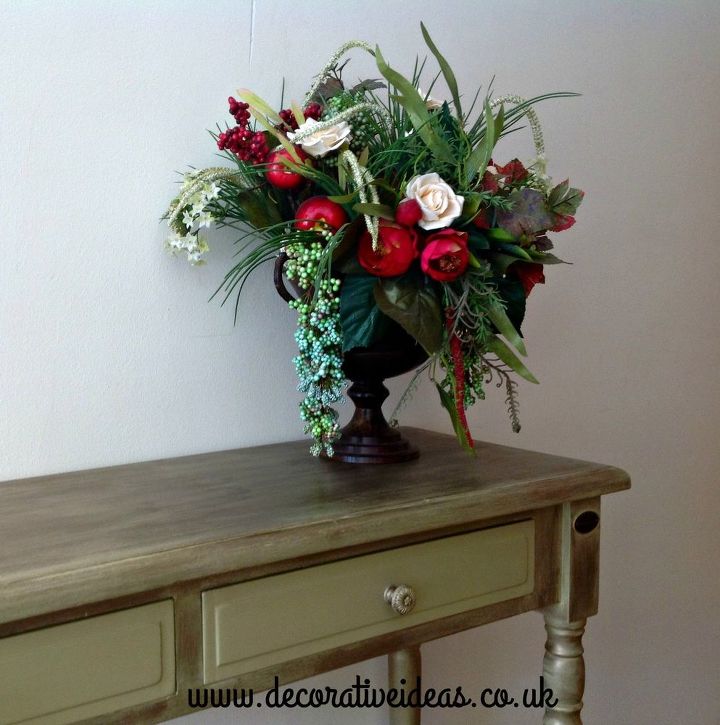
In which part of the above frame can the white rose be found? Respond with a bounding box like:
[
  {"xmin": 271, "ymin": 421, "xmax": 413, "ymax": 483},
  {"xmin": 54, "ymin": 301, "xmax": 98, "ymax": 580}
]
[
  {"xmin": 287, "ymin": 118, "xmax": 351, "ymax": 158},
  {"xmin": 405, "ymin": 172, "xmax": 465, "ymax": 230}
]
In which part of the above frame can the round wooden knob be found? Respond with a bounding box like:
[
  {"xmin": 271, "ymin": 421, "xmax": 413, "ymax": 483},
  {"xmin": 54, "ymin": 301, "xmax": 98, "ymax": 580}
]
[{"xmin": 384, "ymin": 584, "xmax": 417, "ymax": 615}]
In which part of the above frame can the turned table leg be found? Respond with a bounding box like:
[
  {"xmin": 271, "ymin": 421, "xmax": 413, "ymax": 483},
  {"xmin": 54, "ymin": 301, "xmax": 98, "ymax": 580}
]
[
  {"xmin": 388, "ymin": 646, "xmax": 421, "ymax": 725},
  {"xmin": 542, "ymin": 614, "xmax": 586, "ymax": 724},
  {"xmin": 542, "ymin": 497, "xmax": 601, "ymax": 724}
]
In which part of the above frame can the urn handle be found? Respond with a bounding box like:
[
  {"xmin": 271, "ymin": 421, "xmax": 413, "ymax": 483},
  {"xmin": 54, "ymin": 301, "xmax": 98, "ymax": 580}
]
[
  {"xmin": 384, "ymin": 584, "xmax": 417, "ymax": 616},
  {"xmin": 273, "ymin": 252, "xmax": 295, "ymax": 303}
]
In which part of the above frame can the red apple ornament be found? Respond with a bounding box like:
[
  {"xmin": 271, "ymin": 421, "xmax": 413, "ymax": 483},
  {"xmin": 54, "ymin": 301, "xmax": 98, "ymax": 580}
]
[
  {"xmin": 395, "ymin": 198, "xmax": 423, "ymax": 227},
  {"xmin": 265, "ymin": 148, "xmax": 309, "ymax": 189},
  {"xmin": 295, "ymin": 196, "xmax": 348, "ymax": 233}
]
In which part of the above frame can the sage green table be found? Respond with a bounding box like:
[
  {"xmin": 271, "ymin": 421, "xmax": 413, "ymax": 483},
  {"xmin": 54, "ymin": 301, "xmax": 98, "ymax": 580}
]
[{"xmin": 0, "ymin": 428, "xmax": 629, "ymax": 724}]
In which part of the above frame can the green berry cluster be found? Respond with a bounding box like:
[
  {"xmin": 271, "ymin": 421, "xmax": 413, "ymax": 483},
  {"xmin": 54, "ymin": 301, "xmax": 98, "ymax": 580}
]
[
  {"xmin": 284, "ymin": 240, "xmax": 324, "ymax": 289},
  {"xmin": 323, "ymin": 91, "xmax": 375, "ymax": 151},
  {"xmin": 286, "ymin": 258, "xmax": 344, "ymax": 456}
]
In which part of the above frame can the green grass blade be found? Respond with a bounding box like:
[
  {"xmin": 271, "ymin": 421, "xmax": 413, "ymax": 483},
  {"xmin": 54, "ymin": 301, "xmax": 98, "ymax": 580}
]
[{"xmin": 420, "ymin": 23, "xmax": 462, "ymax": 119}]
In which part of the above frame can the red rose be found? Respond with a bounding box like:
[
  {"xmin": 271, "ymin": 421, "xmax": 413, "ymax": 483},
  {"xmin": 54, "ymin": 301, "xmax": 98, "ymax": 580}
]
[
  {"xmin": 512, "ymin": 261, "xmax": 545, "ymax": 296},
  {"xmin": 420, "ymin": 229, "xmax": 470, "ymax": 282},
  {"xmin": 357, "ymin": 221, "xmax": 416, "ymax": 277}
]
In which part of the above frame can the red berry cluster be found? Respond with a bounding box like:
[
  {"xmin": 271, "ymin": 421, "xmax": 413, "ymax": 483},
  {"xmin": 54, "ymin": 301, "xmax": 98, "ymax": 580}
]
[
  {"xmin": 303, "ymin": 102, "xmax": 323, "ymax": 121},
  {"xmin": 217, "ymin": 97, "xmax": 269, "ymax": 164},
  {"xmin": 227, "ymin": 97, "xmax": 250, "ymax": 125},
  {"xmin": 277, "ymin": 102, "xmax": 324, "ymax": 131},
  {"xmin": 278, "ymin": 108, "xmax": 299, "ymax": 131}
]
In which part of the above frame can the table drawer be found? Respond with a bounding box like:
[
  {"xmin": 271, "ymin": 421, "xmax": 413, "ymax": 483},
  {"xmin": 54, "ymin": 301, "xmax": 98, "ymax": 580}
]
[
  {"xmin": 0, "ymin": 600, "xmax": 175, "ymax": 725},
  {"xmin": 203, "ymin": 520, "xmax": 534, "ymax": 683}
]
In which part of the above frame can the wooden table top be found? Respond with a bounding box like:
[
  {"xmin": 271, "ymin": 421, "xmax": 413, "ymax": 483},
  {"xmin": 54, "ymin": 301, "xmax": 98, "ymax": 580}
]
[{"xmin": 0, "ymin": 428, "xmax": 629, "ymax": 625}]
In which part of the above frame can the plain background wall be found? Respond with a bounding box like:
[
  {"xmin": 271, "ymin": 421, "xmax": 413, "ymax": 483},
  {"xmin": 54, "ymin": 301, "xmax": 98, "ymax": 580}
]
[{"xmin": 1, "ymin": 1, "xmax": 719, "ymax": 723}]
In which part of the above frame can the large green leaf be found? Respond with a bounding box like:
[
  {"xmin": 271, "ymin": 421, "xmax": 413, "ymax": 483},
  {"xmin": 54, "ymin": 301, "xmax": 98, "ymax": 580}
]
[
  {"xmin": 465, "ymin": 100, "xmax": 503, "ymax": 184},
  {"xmin": 485, "ymin": 336, "xmax": 538, "ymax": 384},
  {"xmin": 486, "ymin": 303, "xmax": 527, "ymax": 357},
  {"xmin": 496, "ymin": 187, "xmax": 555, "ymax": 236},
  {"xmin": 548, "ymin": 180, "xmax": 585, "ymax": 215},
  {"xmin": 467, "ymin": 229, "xmax": 490, "ymax": 252},
  {"xmin": 331, "ymin": 217, "xmax": 364, "ymax": 265},
  {"xmin": 235, "ymin": 190, "xmax": 282, "ymax": 228},
  {"xmin": 436, "ymin": 383, "xmax": 475, "ymax": 454},
  {"xmin": 493, "ymin": 276, "xmax": 527, "ymax": 334},
  {"xmin": 420, "ymin": 23, "xmax": 462, "ymax": 119},
  {"xmin": 488, "ymin": 252, "xmax": 526, "ymax": 275},
  {"xmin": 374, "ymin": 45, "xmax": 455, "ymax": 163},
  {"xmin": 339, "ymin": 274, "xmax": 390, "ymax": 352},
  {"xmin": 374, "ymin": 278, "xmax": 443, "ymax": 354}
]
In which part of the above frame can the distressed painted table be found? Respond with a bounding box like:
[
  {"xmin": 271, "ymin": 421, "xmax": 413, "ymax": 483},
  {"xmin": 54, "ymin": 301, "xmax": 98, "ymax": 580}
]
[{"xmin": 0, "ymin": 428, "xmax": 629, "ymax": 724}]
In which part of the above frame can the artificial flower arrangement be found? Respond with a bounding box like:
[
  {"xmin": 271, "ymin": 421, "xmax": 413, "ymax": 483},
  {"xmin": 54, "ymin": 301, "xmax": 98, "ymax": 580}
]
[{"xmin": 163, "ymin": 25, "xmax": 583, "ymax": 457}]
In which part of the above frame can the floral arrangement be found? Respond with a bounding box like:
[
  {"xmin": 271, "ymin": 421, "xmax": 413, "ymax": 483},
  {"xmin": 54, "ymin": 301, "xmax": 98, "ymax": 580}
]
[{"xmin": 163, "ymin": 25, "xmax": 584, "ymax": 456}]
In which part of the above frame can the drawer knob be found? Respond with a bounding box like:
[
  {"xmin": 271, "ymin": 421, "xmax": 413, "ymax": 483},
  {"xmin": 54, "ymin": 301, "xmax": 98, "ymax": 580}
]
[{"xmin": 384, "ymin": 584, "xmax": 417, "ymax": 615}]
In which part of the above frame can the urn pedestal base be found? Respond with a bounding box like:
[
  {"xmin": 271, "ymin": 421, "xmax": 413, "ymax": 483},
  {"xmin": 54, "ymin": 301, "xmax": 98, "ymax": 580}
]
[{"xmin": 329, "ymin": 380, "xmax": 419, "ymax": 464}]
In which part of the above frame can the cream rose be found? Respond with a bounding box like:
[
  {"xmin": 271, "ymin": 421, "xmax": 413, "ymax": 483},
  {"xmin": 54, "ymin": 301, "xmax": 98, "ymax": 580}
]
[
  {"xmin": 418, "ymin": 88, "xmax": 443, "ymax": 110},
  {"xmin": 287, "ymin": 118, "xmax": 351, "ymax": 158},
  {"xmin": 404, "ymin": 172, "xmax": 464, "ymax": 230}
]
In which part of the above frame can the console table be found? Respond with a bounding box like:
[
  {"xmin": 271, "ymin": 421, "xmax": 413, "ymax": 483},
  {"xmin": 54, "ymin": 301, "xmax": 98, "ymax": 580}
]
[{"xmin": 0, "ymin": 428, "xmax": 629, "ymax": 724}]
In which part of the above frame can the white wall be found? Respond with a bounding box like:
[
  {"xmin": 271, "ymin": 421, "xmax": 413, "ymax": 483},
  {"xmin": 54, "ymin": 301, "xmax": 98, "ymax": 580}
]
[{"xmin": 2, "ymin": 1, "xmax": 719, "ymax": 723}]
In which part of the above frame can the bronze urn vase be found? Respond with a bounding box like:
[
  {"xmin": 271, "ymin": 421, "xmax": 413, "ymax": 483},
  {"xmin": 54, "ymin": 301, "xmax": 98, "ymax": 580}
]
[{"xmin": 275, "ymin": 254, "xmax": 427, "ymax": 463}]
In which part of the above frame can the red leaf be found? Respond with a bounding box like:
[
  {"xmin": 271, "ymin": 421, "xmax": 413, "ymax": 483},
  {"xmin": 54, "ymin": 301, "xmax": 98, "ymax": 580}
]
[{"xmin": 512, "ymin": 262, "xmax": 545, "ymax": 297}]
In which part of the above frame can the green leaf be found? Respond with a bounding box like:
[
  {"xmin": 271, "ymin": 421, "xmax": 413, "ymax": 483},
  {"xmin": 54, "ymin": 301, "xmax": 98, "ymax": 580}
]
[
  {"xmin": 467, "ymin": 229, "xmax": 490, "ymax": 252},
  {"xmin": 353, "ymin": 202, "xmax": 395, "ymax": 221},
  {"xmin": 374, "ymin": 278, "xmax": 443, "ymax": 354},
  {"xmin": 331, "ymin": 216, "xmax": 364, "ymax": 265},
  {"xmin": 327, "ymin": 191, "xmax": 359, "ymax": 204},
  {"xmin": 290, "ymin": 100, "xmax": 305, "ymax": 127},
  {"xmin": 494, "ymin": 276, "xmax": 527, "ymax": 333},
  {"xmin": 488, "ymin": 252, "xmax": 526, "ymax": 275},
  {"xmin": 496, "ymin": 188, "xmax": 555, "ymax": 237},
  {"xmin": 468, "ymin": 252, "xmax": 482, "ymax": 268},
  {"xmin": 237, "ymin": 89, "xmax": 282, "ymax": 125},
  {"xmin": 486, "ymin": 304, "xmax": 527, "ymax": 356},
  {"xmin": 309, "ymin": 77, "xmax": 344, "ymax": 103},
  {"xmin": 235, "ymin": 190, "xmax": 282, "ymax": 228},
  {"xmin": 374, "ymin": 45, "xmax": 455, "ymax": 163},
  {"xmin": 485, "ymin": 336, "xmax": 538, "ymax": 384},
  {"xmin": 485, "ymin": 227, "xmax": 516, "ymax": 243},
  {"xmin": 496, "ymin": 242, "xmax": 534, "ymax": 261},
  {"xmin": 436, "ymin": 383, "xmax": 475, "ymax": 454},
  {"xmin": 465, "ymin": 99, "xmax": 498, "ymax": 184},
  {"xmin": 339, "ymin": 274, "xmax": 390, "ymax": 352},
  {"xmin": 338, "ymin": 156, "xmax": 348, "ymax": 192},
  {"xmin": 548, "ymin": 180, "xmax": 585, "ymax": 215},
  {"xmin": 420, "ymin": 23, "xmax": 462, "ymax": 119},
  {"xmin": 458, "ymin": 192, "xmax": 484, "ymax": 224},
  {"xmin": 527, "ymin": 250, "xmax": 569, "ymax": 265},
  {"xmin": 350, "ymin": 78, "xmax": 386, "ymax": 94}
]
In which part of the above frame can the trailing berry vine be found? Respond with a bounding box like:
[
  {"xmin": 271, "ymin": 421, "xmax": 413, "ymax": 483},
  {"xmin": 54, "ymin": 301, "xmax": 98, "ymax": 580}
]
[{"xmin": 284, "ymin": 242, "xmax": 344, "ymax": 456}]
